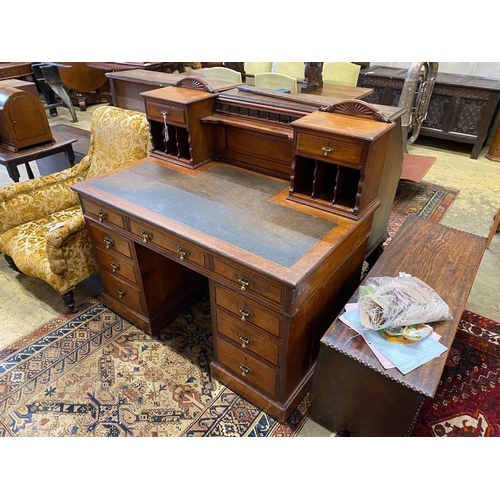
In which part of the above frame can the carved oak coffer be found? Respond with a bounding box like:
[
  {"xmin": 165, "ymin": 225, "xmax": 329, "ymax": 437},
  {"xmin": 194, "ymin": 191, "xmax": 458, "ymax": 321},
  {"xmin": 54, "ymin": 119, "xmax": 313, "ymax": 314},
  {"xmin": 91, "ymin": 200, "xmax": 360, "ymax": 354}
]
[{"xmin": 0, "ymin": 87, "xmax": 53, "ymax": 152}]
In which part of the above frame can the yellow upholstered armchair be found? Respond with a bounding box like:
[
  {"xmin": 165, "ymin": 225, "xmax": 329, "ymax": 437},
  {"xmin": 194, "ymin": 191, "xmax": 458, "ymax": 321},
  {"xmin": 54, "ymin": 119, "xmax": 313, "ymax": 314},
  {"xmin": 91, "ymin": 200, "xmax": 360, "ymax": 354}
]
[{"xmin": 0, "ymin": 105, "xmax": 150, "ymax": 308}]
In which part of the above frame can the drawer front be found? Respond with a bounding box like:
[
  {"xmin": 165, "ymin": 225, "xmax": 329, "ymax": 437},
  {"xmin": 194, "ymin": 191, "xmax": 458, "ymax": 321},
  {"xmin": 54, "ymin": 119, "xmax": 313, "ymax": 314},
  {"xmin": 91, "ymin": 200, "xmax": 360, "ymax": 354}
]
[
  {"xmin": 145, "ymin": 101, "xmax": 186, "ymax": 126},
  {"xmin": 94, "ymin": 246, "xmax": 137, "ymax": 284},
  {"xmin": 88, "ymin": 221, "xmax": 133, "ymax": 258},
  {"xmin": 212, "ymin": 257, "xmax": 286, "ymax": 308},
  {"xmin": 81, "ymin": 198, "xmax": 128, "ymax": 230},
  {"xmin": 217, "ymin": 337, "xmax": 278, "ymax": 396},
  {"xmin": 296, "ymin": 133, "xmax": 363, "ymax": 165},
  {"xmin": 129, "ymin": 219, "xmax": 207, "ymax": 270},
  {"xmin": 100, "ymin": 270, "xmax": 144, "ymax": 313},
  {"xmin": 216, "ymin": 308, "xmax": 279, "ymax": 366},
  {"xmin": 214, "ymin": 283, "xmax": 282, "ymax": 338}
]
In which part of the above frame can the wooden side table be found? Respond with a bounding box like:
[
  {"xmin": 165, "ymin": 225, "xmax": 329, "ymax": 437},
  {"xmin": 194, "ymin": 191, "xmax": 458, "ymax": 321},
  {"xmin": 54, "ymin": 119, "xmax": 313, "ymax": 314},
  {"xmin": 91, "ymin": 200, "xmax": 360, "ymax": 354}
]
[
  {"xmin": 0, "ymin": 129, "xmax": 76, "ymax": 182},
  {"xmin": 309, "ymin": 215, "xmax": 486, "ymax": 436}
]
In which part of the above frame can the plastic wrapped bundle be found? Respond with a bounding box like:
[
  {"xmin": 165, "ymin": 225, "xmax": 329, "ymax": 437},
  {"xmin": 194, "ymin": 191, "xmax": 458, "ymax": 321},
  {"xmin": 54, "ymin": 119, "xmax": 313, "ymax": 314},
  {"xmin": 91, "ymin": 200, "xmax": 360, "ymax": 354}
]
[{"xmin": 358, "ymin": 272, "xmax": 453, "ymax": 330}]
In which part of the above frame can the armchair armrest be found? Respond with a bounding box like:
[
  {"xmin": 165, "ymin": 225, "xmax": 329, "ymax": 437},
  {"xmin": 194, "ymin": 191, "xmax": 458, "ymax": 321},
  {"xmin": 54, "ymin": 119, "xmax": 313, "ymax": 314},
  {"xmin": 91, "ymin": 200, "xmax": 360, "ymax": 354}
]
[
  {"xmin": 0, "ymin": 157, "xmax": 91, "ymax": 233},
  {"xmin": 46, "ymin": 210, "xmax": 88, "ymax": 274}
]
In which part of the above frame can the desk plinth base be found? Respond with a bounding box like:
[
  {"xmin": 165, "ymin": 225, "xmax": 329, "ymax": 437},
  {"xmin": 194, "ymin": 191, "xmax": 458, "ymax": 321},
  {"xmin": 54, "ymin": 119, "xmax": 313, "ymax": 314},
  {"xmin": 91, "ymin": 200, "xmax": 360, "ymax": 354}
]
[
  {"xmin": 309, "ymin": 346, "xmax": 425, "ymax": 436},
  {"xmin": 211, "ymin": 362, "xmax": 313, "ymax": 423}
]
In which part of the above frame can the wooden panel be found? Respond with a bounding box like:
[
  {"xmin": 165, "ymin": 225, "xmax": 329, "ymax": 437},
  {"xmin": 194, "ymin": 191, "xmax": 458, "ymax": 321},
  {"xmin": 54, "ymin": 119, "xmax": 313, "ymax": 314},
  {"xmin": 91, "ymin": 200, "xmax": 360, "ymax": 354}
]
[
  {"xmin": 215, "ymin": 307, "xmax": 280, "ymax": 366},
  {"xmin": 212, "ymin": 256, "xmax": 286, "ymax": 308},
  {"xmin": 81, "ymin": 198, "xmax": 128, "ymax": 230},
  {"xmin": 129, "ymin": 218, "xmax": 208, "ymax": 270},
  {"xmin": 216, "ymin": 337, "xmax": 278, "ymax": 396},
  {"xmin": 145, "ymin": 101, "xmax": 186, "ymax": 126},
  {"xmin": 296, "ymin": 133, "xmax": 363, "ymax": 165},
  {"xmin": 214, "ymin": 283, "xmax": 283, "ymax": 338},
  {"xmin": 100, "ymin": 270, "xmax": 144, "ymax": 313},
  {"xmin": 94, "ymin": 246, "xmax": 137, "ymax": 284},
  {"xmin": 88, "ymin": 221, "xmax": 133, "ymax": 258}
]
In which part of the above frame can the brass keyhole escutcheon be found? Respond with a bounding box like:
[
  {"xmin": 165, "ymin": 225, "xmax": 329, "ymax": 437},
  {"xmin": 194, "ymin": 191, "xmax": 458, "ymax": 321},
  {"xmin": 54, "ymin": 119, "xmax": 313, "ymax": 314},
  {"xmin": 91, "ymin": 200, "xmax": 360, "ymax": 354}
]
[
  {"xmin": 321, "ymin": 144, "xmax": 334, "ymax": 156},
  {"xmin": 177, "ymin": 247, "xmax": 189, "ymax": 261},
  {"xmin": 239, "ymin": 363, "xmax": 252, "ymax": 377},
  {"xmin": 97, "ymin": 210, "xmax": 107, "ymax": 223},
  {"xmin": 238, "ymin": 276, "xmax": 252, "ymax": 291},
  {"xmin": 239, "ymin": 307, "xmax": 253, "ymax": 322}
]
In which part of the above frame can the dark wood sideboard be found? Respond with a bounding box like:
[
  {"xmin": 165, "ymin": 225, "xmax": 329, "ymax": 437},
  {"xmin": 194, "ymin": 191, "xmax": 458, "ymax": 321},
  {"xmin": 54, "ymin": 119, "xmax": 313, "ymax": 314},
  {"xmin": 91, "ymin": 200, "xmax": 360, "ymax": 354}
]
[
  {"xmin": 72, "ymin": 77, "xmax": 403, "ymax": 421},
  {"xmin": 357, "ymin": 65, "xmax": 500, "ymax": 159}
]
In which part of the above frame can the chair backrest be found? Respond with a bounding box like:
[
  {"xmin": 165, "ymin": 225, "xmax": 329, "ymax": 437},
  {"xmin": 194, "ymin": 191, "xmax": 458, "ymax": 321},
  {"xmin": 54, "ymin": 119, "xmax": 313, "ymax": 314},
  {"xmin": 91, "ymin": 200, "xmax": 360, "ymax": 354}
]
[
  {"xmin": 255, "ymin": 73, "xmax": 297, "ymax": 92},
  {"xmin": 85, "ymin": 106, "xmax": 151, "ymax": 179},
  {"xmin": 244, "ymin": 62, "xmax": 273, "ymax": 75},
  {"xmin": 204, "ymin": 67, "xmax": 242, "ymax": 83},
  {"xmin": 254, "ymin": 72, "xmax": 298, "ymax": 93},
  {"xmin": 322, "ymin": 62, "xmax": 361, "ymax": 87},
  {"xmin": 275, "ymin": 62, "xmax": 305, "ymax": 82}
]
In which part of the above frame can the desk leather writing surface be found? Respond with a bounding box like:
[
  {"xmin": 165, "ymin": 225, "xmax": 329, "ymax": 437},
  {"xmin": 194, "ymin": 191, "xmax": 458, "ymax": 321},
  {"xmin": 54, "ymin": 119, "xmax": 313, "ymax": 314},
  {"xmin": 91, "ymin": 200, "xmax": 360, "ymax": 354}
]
[{"xmin": 90, "ymin": 161, "xmax": 337, "ymax": 267}]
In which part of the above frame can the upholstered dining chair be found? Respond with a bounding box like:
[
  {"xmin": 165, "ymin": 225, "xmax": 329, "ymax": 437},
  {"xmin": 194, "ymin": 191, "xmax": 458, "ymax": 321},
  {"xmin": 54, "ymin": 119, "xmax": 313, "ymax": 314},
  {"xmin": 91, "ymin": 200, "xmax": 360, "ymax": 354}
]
[
  {"xmin": 0, "ymin": 105, "xmax": 150, "ymax": 309},
  {"xmin": 204, "ymin": 67, "xmax": 242, "ymax": 83},
  {"xmin": 254, "ymin": 72, "xmax": 298, "ymax": 93},
  {"xmin": 322, "ymin": 62, "xmax": 361, "ymax": 87},
  {"xmin": 275, "ymin": 62, "xmax": 305, "ymax": 82}
]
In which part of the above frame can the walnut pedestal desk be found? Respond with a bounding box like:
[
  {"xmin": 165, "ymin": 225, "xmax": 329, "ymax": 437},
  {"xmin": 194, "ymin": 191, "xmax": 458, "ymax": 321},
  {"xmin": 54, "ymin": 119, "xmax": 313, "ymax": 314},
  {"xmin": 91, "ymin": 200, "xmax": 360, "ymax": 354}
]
[
  {"xmin": 72, "ymin": 78, "xmax": 398, "ymax": 421},
  {"xmin": 309, "ymin": 215, "xmax": 487, "ymax": 436}
]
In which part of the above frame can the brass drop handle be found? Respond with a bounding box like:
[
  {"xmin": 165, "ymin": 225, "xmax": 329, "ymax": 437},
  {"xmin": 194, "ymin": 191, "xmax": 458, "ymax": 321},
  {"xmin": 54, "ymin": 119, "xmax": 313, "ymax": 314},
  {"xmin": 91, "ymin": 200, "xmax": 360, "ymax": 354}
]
[
  {"xmin": 239, "ymin": 307, "xmax": 253, "ymax": 322},
  {"xmin": 103, "ymin": 237, "xmax": 114, "ymax": 250},
  {"xmin": 239, "ymin": 363, "xmax": 252, "ymax": 377},
  {"xmin": 177, "ymin": 247, "xmax": 189, "ymax": 261},
  {"xmin": 141, "ymin": 230, "xmax": 152, "ymax": 243},
  {"xmin": 239, "ymin": 334, "xmax": 252, "ymax": 349},
  {"xmin": 321, "ymin": 145, "xmax": 334, "ymax": 156},
  {"xmin": 117, "ymin": 289, "xmax": 126, "ymax": 298},
  {"xmin": 97, "ymin": 209, "xmax": 107, "ymax": 222},
  {"xmin": 238, "ymin": 276, "xmax": 252, "ymax": 291},
  {"xmin": 110, "ymin": 262, "xmax": 120, "ymax": 273}
]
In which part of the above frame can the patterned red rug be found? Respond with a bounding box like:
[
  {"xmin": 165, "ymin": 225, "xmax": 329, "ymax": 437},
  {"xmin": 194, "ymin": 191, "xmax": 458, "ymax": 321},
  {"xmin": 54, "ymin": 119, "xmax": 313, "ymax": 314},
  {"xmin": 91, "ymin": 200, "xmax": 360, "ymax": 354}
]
[
  {"xmin": 411, "ymin": 310, "xmax": 500, "ymax": 437},
  {"xmin": 386, "ymin": 180, "xmax": 459, "ymax": 246}
]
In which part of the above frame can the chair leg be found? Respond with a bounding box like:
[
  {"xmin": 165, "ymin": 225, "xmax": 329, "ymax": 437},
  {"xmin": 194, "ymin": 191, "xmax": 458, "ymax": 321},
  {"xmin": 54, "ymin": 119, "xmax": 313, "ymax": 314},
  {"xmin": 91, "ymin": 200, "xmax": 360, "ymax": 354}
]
[
  {"xmin": 4, "ymin": 254, "xmax": 21, "ymax": 272},
  {"xmin": 61, "ymin": 290, "xmax": 75, "ymax": 309}
]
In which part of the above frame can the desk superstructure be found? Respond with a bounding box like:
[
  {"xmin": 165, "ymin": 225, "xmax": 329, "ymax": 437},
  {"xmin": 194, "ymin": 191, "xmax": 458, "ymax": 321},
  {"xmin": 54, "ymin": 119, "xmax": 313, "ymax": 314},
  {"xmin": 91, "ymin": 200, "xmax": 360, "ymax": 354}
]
[{"xmin": 73, "ymin": 77, "xmax": 401, "ymax": 421}]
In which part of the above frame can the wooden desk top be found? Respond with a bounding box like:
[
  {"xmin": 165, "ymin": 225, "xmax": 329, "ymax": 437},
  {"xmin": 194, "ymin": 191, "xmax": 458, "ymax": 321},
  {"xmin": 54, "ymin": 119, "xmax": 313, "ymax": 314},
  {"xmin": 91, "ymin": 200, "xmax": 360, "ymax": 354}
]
[
  {"xmin": 73, "ymin": 157, "xmax": 364, "ymax": 286},
  {"xmin": 320, "ymin": 214, "xmax": 487, "ymax": 398},
  {"xmin": 307, "ymin": 82, "xmax": 373, "ymax": 99},
  {"xmin": 88, "ymin": 62, "xmax": 173, "ymax": 72}
]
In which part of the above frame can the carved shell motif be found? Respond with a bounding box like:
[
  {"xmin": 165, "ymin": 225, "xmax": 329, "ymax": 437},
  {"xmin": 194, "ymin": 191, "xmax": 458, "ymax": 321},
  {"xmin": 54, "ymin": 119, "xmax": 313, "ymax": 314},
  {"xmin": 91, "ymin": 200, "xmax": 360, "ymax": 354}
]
[
  {"xmin": 320, "ymin": 99, "xmax": 391, "ymax": 123},
  {"xmin": 172, "ymin": 77, "xmax": 216, "ymax": 93}
]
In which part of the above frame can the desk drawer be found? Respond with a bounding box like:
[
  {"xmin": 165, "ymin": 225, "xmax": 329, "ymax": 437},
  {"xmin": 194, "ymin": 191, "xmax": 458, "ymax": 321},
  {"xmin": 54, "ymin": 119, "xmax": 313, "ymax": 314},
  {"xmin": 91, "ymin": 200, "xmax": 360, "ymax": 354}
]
[
  {"xmin": 88, "ymin": 221, "xmax": 133, "ymax": 258},
  {"xmin": 215, "ymin": 308, "xmax": 280, "ymax": 366},
  {"xmin": 217, "ymin": 336, "xmax": 278, "ymax": 396},
  {"xmin": 296, "ymin": 132, "xmax": 363, "ymax": 166},
  {"xmin": 212, "ymin": 257, "xmax": 286, "ymax": 309},
  {"xmin": 100, "ymin": 270, "xmax": 144, "ymax": 313},
  {"xmin": 214, "ymin": 283, "xmax": 283, "ymax": 338},
  {"xmin": 81, "ymin": 198, "xmax": 128, "ymax": 230},
  {"xmin": 145, "ymin": 101, "xmax": 186, "ymax": 126},
  {"xmin": 94, "ymin": 246, "xmax": 137, "ymax": 284},
  {"xmin": 129, "ymin": 219, "xmax": 208, "ymax": 270}
]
